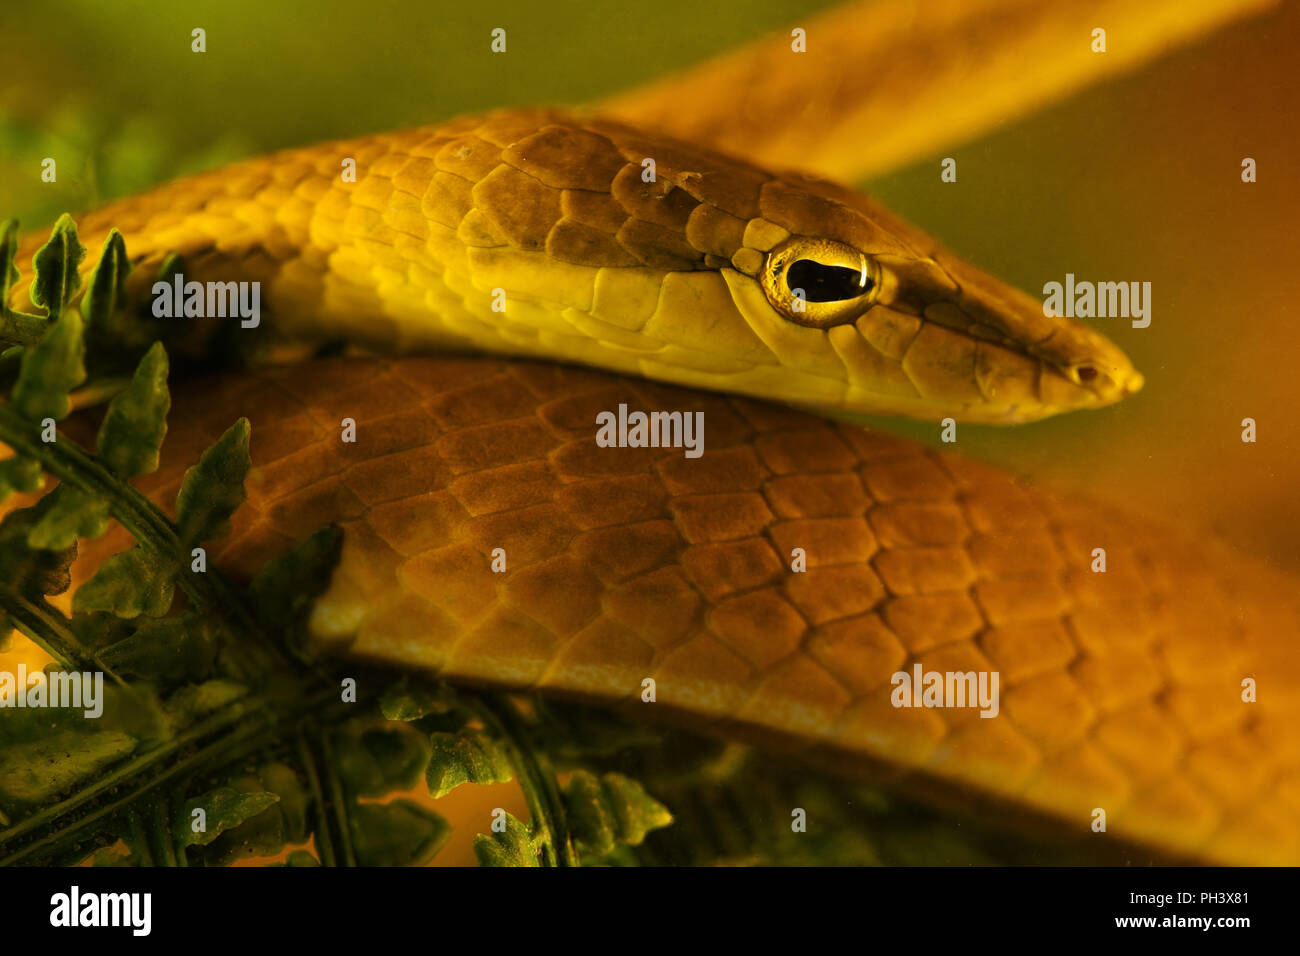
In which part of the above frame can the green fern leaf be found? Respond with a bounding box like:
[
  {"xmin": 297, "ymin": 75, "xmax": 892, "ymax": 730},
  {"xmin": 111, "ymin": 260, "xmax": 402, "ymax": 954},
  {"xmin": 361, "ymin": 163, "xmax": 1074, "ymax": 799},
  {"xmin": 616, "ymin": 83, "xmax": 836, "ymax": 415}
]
[
  {"xmin": 473, "ymin": 812, "xmax": 539, "ymax": 867},
  {"xmin": 425, "ymin": 730, "xmax": 515, "ymax": 799},
  {"xmin": 73, "ymin": 542, "xmax": 175, "ymax": 618},
  {"xmin": 29, "ymin": 214, "xmax": 84, "ymax": 319},
  {"xmin": 96, "ymin": 340, "xmax": 169, "ymax": 479},
  {"xmin": 350, "ymin": 800, "xmax": 450, "ymax": 867},
  {"xmin": 174, "ymin": 418, "xmax": 249, "ymax": 546},
  {"xmin": 11, "ymin": 309, "xmax": 85, "ymax": 423}
]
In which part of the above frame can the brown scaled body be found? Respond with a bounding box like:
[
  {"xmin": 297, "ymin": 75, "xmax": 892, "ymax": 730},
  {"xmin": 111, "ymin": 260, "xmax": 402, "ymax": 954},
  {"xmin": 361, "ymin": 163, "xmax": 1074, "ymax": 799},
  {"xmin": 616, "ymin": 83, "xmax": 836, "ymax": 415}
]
[{"xmin": 58, "ymin": 357, "xmax": 1300, "ymax": 866}]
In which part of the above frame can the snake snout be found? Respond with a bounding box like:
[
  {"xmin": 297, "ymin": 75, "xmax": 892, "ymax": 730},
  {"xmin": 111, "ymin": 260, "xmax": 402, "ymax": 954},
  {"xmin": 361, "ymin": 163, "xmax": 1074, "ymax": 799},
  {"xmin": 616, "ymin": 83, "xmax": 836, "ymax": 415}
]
[
  {"xmin": 1063, "ymin": 358, "xmax": 1145, "ymax": 401},
  {"xmin": 921, "ymin": 255, "xmax": 1146, "ymax": 417},
  {"xmin": 1025, "ymin": 347, "xmax": 1145, "ymax": 420}
]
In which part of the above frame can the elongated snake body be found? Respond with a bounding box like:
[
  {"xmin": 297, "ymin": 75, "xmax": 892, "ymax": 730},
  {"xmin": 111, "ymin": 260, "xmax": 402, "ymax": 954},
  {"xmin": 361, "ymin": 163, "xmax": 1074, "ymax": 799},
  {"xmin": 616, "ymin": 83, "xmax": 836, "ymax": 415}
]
[{"xmin": 6, "ymin": 108, "xmax": 1300, "ymax": 865}]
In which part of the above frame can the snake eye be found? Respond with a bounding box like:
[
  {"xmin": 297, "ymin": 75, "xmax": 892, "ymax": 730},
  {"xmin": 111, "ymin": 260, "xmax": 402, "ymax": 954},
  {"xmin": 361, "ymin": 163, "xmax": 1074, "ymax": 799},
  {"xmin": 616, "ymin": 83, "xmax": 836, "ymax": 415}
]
[{"xmin": 761, "ymin": 237, "xmax": 880, "ymax": 328}]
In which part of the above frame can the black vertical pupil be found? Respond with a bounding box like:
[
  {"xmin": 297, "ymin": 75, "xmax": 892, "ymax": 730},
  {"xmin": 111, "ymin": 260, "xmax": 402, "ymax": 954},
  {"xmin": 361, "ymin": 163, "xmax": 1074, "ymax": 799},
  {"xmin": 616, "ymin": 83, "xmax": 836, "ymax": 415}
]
[{"xmin": 785, "ymin": 259, "xmax": 872, "ymax": 302}]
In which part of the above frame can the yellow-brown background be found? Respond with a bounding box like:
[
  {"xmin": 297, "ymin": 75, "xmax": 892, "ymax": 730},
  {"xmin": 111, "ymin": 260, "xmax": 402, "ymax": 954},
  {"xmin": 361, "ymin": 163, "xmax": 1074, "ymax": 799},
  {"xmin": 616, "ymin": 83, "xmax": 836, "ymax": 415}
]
[{"xmin": 2, "ymin": 0, "xmax": 1297, "ymax": 863}]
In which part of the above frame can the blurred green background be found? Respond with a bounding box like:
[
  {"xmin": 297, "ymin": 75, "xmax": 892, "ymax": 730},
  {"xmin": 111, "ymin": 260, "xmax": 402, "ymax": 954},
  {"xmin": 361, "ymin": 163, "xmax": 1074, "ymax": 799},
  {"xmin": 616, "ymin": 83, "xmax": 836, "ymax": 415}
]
[
  {"xmin": 1, "ymin": 0, "xmax": 1297, "ymax": 574},
  {"xmin": 0, "ymin": 0, "xmax": 839, "ymax": 219}
]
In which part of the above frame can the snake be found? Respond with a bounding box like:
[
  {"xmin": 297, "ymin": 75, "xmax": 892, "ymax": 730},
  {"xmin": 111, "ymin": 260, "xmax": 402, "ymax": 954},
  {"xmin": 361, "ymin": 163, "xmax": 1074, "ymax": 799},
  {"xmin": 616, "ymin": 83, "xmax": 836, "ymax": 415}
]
[{"xmin": 5, "ymin": 1, "xmax": 1299, "ymax": 866}]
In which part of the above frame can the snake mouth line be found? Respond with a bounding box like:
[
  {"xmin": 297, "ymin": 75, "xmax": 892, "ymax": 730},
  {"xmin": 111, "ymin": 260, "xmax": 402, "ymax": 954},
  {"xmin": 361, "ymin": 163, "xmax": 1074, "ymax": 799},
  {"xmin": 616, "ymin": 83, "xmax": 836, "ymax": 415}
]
[{"xmin": 881, "ymin": 262, "xmax": 1146, "ymax": 416}]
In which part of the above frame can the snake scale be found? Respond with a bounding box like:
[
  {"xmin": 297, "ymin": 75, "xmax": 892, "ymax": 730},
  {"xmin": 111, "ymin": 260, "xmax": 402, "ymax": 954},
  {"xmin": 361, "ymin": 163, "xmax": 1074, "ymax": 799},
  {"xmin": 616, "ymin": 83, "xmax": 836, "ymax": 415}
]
[{"xmin": 6, "ymin": 104, "xmax": 1299, "ymax": 865}]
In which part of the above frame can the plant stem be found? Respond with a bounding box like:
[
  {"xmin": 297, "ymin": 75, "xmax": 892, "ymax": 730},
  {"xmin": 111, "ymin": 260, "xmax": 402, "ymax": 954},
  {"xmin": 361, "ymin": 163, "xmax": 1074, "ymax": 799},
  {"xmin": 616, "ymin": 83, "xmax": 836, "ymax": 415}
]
[
  {"xmin": 471, "ymin": 694, "xmax": 577, "ymax": 867},
  {"xmin": 0, "ymin": 590, "xmax": 124, "ymax": 684}
]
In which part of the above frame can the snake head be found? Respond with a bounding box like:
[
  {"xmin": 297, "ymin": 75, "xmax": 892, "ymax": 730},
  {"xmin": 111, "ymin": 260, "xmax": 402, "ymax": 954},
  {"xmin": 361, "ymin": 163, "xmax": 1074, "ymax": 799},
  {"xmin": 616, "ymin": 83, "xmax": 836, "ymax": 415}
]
[
  {"xmin": 727, "ymin": 173, "xmax": 1146, "ymax": 424},
  {"xmin": 359, "ymin": 111, "xmax": 1142, "ymax": 426}
]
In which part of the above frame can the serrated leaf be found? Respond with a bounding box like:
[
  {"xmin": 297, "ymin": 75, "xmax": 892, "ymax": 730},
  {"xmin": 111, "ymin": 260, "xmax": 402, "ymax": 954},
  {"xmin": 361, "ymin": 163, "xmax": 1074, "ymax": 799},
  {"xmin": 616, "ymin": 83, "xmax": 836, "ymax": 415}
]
[
  {"xmin": 0, "ymin": 455, "xmax": 43, "ymax": 502},
  {"xmin": 473, "ymin": 813, "xmax": 539, "ymax": 867},
  {"xmin": 601, "ymin": 773, "xmax": 674, "ymax": 846},
  {"xmin": 156, "ymin": 251, "xmax": 184, "ymax": 284},
  {"xmin": 334, "ymin": 721, "xmax": 431, "ymax": 798},
  {"xmin": 564, "ymin": 771, "xmax": 673, "ymax": 860},
  {"xmin": 0, "ymin": 729, "xmax": 137, "ymax": 806},
  {"xmin": 162, "ymin": 679, "xmax": 249, "ymax": 728},
  {"xmin": 0, "ymin": 504, "xmax": 75, "ymax": 602},
  {"xmin": 26, "ymin": 485, "xmax": 110, "ymax": 550},
  {"xmin": 349, "ymin": 799, "xmax": 450, "ymax": 867},
  {"xmin": 378, "ymin": 678, "xmax": 458, "ymax": 722},
  {"xmin": 66, "ymin": 610, "xmax": 135, "ymax": 653},
  {"xmin": 247, "ymin": 524, "xmax": 341, "ymax": 651},
  {"xmin": 174, "ymin": 418, "xmax": 249, "ymax": 546},
  {"xmin": 96, "ymin": 612, "xmax": 219, "ymax": 683},
  {"xmin": 11, "ymin": 309, "xmax": 86, "ymax": 423},
  {"xmin": 176, "ymin": 786, "xmax": 280, "ymax": 849},
  {"xmin": 96, "ymin": 340, "xmax": 169, "ymax": 479},
  {"xmin": 81, "ymin": 229, "xmax": 131, "ymax": 330},
  {"xmin": 564, "ymin": 771, "xmax": 618, "ymax": 858},
  {"xmin": 425, "ymin": 729, "xmax": 515, "ymax": 799},
  {"xmin": 0, "ymin": 223, "xmax": 49, "ymax": 346},
  {"xmin": 72, "ymin": 543, "xmax": 176, "ymax": 618},
  {"xmin": 193, "ymin": 770, "xmax": 304, "ymax": 866},
  {"xmin": 29, "ymin": 214, "xmax": 85, "ymax": 318},
  {"xmin": 0, "ymin": 219, "xmax": 20, "ymax": 310}
]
